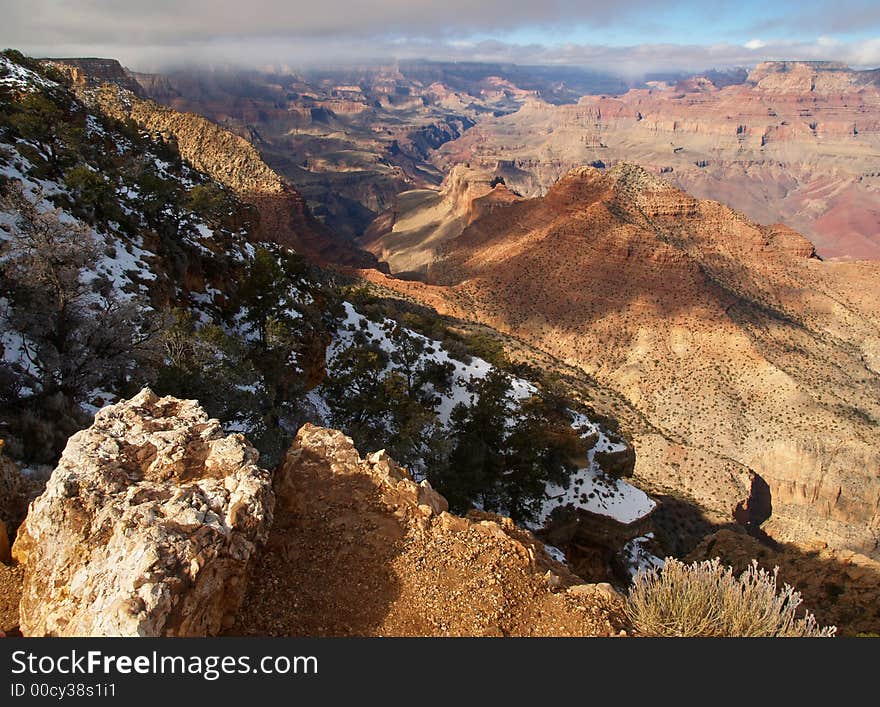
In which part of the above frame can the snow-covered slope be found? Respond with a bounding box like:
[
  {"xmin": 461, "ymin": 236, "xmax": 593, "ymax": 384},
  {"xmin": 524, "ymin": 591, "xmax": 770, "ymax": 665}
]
[
  {"xmin": 0, "ymin": 55, "xmax": 57, "ymax": 93},
  {"xmin": 0, "ymin": 129, "xmax": 253, "ymax": 407},
  {"xmin": 0, "ymin": 53, "xmax": 278, "ymax": 426},
  {"xmin": 316, "ymin": 301, "xmax": 655, "ymax": 531}
]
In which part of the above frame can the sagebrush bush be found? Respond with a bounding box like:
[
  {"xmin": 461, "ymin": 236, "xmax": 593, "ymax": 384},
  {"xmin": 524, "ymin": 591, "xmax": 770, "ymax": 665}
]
[{"xmin": 626, "ymin": 558, "xmax": 836, "ymax": 637}]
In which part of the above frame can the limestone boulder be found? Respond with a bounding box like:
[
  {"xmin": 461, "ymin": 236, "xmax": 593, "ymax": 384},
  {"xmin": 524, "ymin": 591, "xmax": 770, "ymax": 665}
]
[{"xmin": 13, "ymin": 388, "xmax": 274, "ymax": 637}]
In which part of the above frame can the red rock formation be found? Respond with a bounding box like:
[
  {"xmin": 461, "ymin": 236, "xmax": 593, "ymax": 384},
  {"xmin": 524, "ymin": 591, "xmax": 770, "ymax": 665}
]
[
  {"xmin": 366, "ymin": 164, "xmax": 880, "ymax": 563},
  {"xmin": 434, "ymin": 61, "xmax": 880, "ymax": 259}
]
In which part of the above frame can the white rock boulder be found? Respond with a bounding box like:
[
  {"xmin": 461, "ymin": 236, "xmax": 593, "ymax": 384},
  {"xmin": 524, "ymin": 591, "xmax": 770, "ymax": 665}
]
[{"xmin": 13, "ymin": 388, "xmax": 274, "ymax": 636}]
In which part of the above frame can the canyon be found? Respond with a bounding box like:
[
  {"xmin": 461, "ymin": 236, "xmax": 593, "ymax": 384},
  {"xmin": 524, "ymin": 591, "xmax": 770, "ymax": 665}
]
[
  {"xmin": 365, "ymin": 162, "xmax": 880, "ymax": 572},
  {"xmin": 128, "ymin": 60, "xmax": 880, "ymax": 261},
  {"xmin": 126, "ymin": 62, "xmax": 636, "ymax": 244},
  {"xmin": 48, "ymin": 58, "xmax": 377, "ymax": 269},
  {"xmin": 3, "ymin": 50, "xmax": 880, "ymax": 636},
  {"xmin": 0, "ymin": 53, "xmax": 650, "ymax": 635},
  {"xmin": 432, "ymin": 61, "xmax": 880, "ymax": 260}
]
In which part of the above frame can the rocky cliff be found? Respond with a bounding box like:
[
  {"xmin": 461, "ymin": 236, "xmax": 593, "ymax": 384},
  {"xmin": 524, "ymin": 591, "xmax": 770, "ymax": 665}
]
[
  {"xmin": 360, "ymin": 164, "xmax": 518, "ymax": 276},
  {"xmin": 8, "ymin": 394, "xmax": 628, "ymax": 637},
  {"xmin": 433, "ymin": 61, "xmax": 880, "ymax": 259},
  {"xmin": 43, "ymin": 57, "xmax": 146, "ymax": 97}
]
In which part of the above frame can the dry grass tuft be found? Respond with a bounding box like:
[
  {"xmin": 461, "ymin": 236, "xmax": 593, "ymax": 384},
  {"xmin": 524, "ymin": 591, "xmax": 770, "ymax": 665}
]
[{"xmin": 626, "ymin": 558, "xmax": 836, "ymax": 637}]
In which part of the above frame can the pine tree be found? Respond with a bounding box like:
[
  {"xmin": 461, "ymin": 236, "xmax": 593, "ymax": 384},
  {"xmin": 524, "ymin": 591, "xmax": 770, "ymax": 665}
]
[
  {"xmin": 64, "ymin": 165, "xmax": 117, "ymax": 223},
  {"xmin": 8, "ymin": 91, "xmax": 83, "ymax": 177},
  {"xmin": 323, "ymin": 341, "xmax": 390, "ymax": 451},
  {"xmin": 503, "ymin": 395, "xmax": 581, "ymax": 523},
  {"xmin": 238, "ymin": 247, "xmax": 289, "ymax": 349},
  {"xmin": 431, "ymin": 369, "xmax": 512, "ymax": 513}
]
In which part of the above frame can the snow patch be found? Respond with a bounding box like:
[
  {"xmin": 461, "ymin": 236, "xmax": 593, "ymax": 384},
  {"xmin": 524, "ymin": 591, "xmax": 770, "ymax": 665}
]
[
  {"xmin": 538, "ymin": 465, "xmax": 655, "ymax": 527},
  {"xmin": 0, "ymin": 56, "xmax": 59, "ymax": 92},
  {"xmin": 621, "ymin": 534, "xmax": 665, "ymax": 579},
  {"xmin": 324, "ymin": 302, "xmax": 655, "ymax": 529},
  {"xmin": 543, "ymin": 544, "xmax": 567, "ymax": 565}
]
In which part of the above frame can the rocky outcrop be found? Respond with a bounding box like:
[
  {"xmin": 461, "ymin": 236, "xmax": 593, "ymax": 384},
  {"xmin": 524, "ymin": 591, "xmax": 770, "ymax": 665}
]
[
  {"xmin": 746, "ymin": 61, "xmax": 854, "ymax": 91},
  {"xmin": 594, "ymin": 444, "xmax": 636, "ymax": 479},
  {"xmin": 232, "ymin": 424, "xmax": 627, "ymax": 636},
  {"xmin": 10, "ymin": 410, "xmax": 627, "ymax": 637},
  {"xmin": 13, "ymin": 389, "xmax": 274, "ymax": 637},
  {"xmin": 539, "ymin": 505, "xmax": 653, "ymax": 582},
  {"xmin": 45, "ymin": 58, "xmax": 146, "ymax": 97},
  {"xmin": 46, "ymin": 63, "xmax": 283, "ymax": 196},
  {"xmin": 361, "ymin": 164, "xmax": 520, "ymax": 276}
]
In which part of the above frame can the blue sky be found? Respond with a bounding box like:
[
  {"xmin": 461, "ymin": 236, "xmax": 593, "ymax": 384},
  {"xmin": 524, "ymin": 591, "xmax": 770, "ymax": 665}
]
[
  {"xmin": 1, "ymin": 0, "xmax": 879, "ymax": 72},
  {"xmin": 484, "ymin": 1, "xmax": 880, "ymax": 46}
]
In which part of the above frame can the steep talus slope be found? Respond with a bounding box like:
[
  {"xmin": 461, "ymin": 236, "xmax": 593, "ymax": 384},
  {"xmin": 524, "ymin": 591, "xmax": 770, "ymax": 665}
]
[
  {"xmin": 434, "ymin": 61, "xmax": 880, "ymax": 259},
  {"xmin": 370, "ymin": 163, "xmax": 880, "ymax": 564},
  {"xmin": 47, "ymin": 59, "xmax": 377, "ymax": 269},
  {"xmin": 232, "ymin": 424, "xmax": 626, "ymax": 637}
]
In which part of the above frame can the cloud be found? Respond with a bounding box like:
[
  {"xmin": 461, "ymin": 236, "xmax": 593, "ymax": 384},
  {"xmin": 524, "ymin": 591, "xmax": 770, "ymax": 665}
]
[
  {"xmin": 0, "ymin": 0, "xmax": 659, "ymax": 46},
  {"xmin": 8, "ymin": 34, "xmax": 880, "ymax": 77},
  {"xmin": 0, "ymin": 1, "xmax": 878, "ymax": 74},
  {"xmin": 746, "ymin": 0, "xmax": 880, "ymax": 36},
  {"xmin": 498, "ymin": 37, "xmax": 880, "ymax": 74}
]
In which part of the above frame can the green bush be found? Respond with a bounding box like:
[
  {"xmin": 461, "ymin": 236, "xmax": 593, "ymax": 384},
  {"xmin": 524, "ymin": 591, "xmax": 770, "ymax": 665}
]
[{"xmin": 626, "ymin": 558, "xmax": 836, "ymax": 637}]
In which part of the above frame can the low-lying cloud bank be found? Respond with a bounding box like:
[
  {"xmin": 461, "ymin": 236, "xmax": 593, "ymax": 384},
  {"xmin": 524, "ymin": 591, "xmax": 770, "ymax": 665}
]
[{"xmin": 8, "ymin": 36, "xmax": 879, "ymax": 77}]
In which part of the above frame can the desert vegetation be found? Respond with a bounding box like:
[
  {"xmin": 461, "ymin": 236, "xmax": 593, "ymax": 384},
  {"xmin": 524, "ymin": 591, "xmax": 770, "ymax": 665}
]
[{"xmin": 626, "ymin": 558, "xmax": 836, "ymax": 637}]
